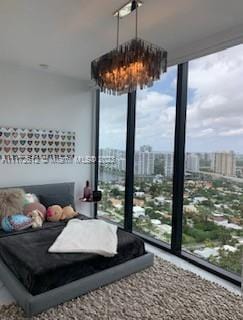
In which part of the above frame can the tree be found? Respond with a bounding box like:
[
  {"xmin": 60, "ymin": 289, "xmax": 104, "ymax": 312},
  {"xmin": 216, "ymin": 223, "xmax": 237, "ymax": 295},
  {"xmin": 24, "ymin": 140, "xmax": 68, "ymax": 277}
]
[
  {"xmin": 145, "ymin": 208, "xmax": 162, "ymax": 220},
  {"xmin": 212, "ymin": 180, "xmax": 224, "ymax": 188},
  {"xmin": 239, "ymin": 204, "xmax": 243, "ymax": 218},
  {"xmin": 184, "ymin": 199, "xmax": 190, "ymax": 205},
  {"xmin": 149, "ymin": 184, "xmax": 161, "ymax": 197},
  {"xmin": 217, "ymin": 229, "xmax": 232, "ymax": 245},
  {"xmin": 198, "ymin": 206, "xmax": 211, "ymax": 223},
  {"xmin": 209, "ymin": 247, "xmax": 243, "ymax": 274},
  {"xmin": 110, "ymin": 188, "xmax": 122, "ymax": 197}
]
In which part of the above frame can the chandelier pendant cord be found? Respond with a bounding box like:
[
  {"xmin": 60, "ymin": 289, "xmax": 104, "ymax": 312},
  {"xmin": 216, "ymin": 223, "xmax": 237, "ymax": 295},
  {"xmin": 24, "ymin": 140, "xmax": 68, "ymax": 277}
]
[
  {"xmin": 116, "ymin": 1, "xmax": 138, "ymax": 47},
  {"xmin": 135, "ymin": 0, "xmax": 138, "ymax": 39},
  {"xmin": 117, "ymin": 12, "xmax": 120, "ymax": 49}
]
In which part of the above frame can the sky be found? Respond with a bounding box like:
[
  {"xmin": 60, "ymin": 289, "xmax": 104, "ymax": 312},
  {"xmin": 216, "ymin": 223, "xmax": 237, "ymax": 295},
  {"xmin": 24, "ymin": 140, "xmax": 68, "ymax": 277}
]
[{"xmin": 99, "ymin": 43, "xmax": 243, "ymax": 153}]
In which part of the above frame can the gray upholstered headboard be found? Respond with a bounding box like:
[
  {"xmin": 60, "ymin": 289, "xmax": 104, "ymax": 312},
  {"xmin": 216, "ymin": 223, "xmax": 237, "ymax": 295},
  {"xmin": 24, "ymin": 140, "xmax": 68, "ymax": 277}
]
[{"xmin": 1, "ymin": 182, "xmax": 75, "ymax": 209}]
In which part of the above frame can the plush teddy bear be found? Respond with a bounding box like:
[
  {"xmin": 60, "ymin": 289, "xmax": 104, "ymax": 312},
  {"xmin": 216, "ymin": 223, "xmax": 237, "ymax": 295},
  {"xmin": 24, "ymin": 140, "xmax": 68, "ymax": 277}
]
[
  {"xmin": 46, "ymin": 205, "xmax": 63, "ymax": 222},
  {"xmin": 47, "ymin": 205, "xmax": 78, "ymax": 222},
  {"xmin": 61, "ymin": 205, "xmax": 78, "ymax": 220},
  {"xmin": 27, "ymin": 210, "xmax": 44, "ymax": 228}
]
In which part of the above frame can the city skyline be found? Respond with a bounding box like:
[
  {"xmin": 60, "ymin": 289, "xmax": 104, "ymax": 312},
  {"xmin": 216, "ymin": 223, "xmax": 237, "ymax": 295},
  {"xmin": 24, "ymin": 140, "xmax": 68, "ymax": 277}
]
[
  {"xmin": 100, "ymin": 43, "xmax": 243, "ymax": 153},
  {"xmin": 99, "ymin": 147, "xmax": 241, "ymax": 179},
  {"xmin": 100, "ymin": 145, "xmax": 243, "ymax": 156}
]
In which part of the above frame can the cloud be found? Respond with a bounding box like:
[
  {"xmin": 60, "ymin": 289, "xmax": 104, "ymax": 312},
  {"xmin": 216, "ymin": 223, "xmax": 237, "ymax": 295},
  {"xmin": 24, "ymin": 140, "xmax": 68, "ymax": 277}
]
[
  {"xmin": 135, "ymin": 90, "xmax": 176, "ymax": 150},
  {"xmin": 219, "ymin": 128, "xmax": 243, "ymax": 137},
  {"xmin": 187, "ymin": 44, "xmax": 243, "ymax": 149},
  {"xmin": 99, "ymin": 44, "xmax": 243, "ymax": 153},
  {"xmin": 100, "ymin": 68, "xmax": 177, "ymax": 151},
  {"xmin": 100, "ymin": 89, "xmax": 176, "ymax": 150},
  {"xmin": 99, "ymin": 94, "xmax": 127, "ymax": 149}
]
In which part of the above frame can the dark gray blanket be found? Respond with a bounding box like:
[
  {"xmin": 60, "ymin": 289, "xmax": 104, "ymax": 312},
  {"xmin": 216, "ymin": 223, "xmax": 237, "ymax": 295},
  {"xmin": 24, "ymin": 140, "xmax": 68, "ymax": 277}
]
[{"xmin": 0, "ymin": 216, "xmax": 145, "ymax": 295}]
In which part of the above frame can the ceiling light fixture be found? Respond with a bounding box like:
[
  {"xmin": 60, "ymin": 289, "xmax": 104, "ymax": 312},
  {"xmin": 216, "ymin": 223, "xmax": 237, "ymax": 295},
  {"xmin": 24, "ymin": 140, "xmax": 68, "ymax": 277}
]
[
  {"xmin": 91, "ymin": 0, "xmax": 167, "ymax": 95},
  {"xmin": 113, "ymin": 0, "xmax": 143, "ymax": 18}
]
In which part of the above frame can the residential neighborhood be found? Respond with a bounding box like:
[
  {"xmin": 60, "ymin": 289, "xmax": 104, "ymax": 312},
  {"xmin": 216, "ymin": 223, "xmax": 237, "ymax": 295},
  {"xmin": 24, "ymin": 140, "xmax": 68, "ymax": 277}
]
[{"xmin": 98, "ymin": 147, "xmax": 243, "ymax": 275}]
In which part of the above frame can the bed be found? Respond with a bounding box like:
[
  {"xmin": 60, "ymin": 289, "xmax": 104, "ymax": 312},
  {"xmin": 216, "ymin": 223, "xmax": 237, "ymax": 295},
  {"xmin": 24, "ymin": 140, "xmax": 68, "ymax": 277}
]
[{"xmin": 0, "ymin": 183, "xmax": 154, "ymax": 316}]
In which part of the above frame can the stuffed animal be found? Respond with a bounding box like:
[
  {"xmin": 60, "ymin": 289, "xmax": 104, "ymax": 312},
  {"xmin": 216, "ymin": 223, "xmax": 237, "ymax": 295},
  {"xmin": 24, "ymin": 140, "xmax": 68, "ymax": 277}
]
[
  {"xmin": 61, "ymin": 205, "xmax": 78, "ymax": 220},
  {"xmin": 0, "ymin": 189, "xmax": 25, "ymax": 219},
  {"xmin": 27, "ymin": 210, "xmax": 44, "ymax": 228},
  {"xmin": 24, "ymin": 202, "xmax": 47, "ymax": 220},
  {"xmin": 46, "ymin": 205, "xmax": 63, "ymax": 222},
  {"xmin": 46, "ymin": 205, "xmax": 78, "ymax": 222},
  {"xmin": 1, "ymin": 214, "xmax": 32, "ymax": 232},
  {"xmin": 24, "ymin": 193, "xmax": 39, "ymax": 206}
]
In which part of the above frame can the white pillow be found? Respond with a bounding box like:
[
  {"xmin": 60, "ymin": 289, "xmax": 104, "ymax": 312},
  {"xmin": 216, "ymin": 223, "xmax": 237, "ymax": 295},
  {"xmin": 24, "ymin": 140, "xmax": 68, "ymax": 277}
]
[{"xmin": 49, "ymin": 219, "xmax": 118, "ymax": 257}]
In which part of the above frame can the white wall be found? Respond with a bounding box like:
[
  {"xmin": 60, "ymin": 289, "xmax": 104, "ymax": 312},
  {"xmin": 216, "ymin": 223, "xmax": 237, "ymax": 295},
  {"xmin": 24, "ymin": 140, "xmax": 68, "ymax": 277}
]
[{"xmin": 0, "ymin": 63, "xmax": 94, "ymax": 215}]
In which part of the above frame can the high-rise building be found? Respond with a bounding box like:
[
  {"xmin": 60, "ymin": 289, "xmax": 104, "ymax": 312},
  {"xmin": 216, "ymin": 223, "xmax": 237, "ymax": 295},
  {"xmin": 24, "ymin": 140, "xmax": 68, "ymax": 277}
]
[
  {"xmin": 211, "ymin": 151, "xmax": 236, "ymax": 177},
  {"xmin": 118, "ymin": 158, "xmax": 126, "ymax": 172},
  {"xmin": 134, "ymin": 146, "xmax": 155, "ymax": 176},
  {"xmin": 164, "ymin": 153, "xmax": 174, "ymax": 178},
  {"xmin": 99, "ymin": 148, "xmax": 125, "ymax": 171},
  {"xmin": 140, "ymin": 145, "xmax": 152, "ymax": 153},
  {"xmin": 100, "ymin": 147, "xmax": 156, "ymax": 175},
  {"xmin": 186, "ymin": 153, "xmax": 199, "ymax": 173}
]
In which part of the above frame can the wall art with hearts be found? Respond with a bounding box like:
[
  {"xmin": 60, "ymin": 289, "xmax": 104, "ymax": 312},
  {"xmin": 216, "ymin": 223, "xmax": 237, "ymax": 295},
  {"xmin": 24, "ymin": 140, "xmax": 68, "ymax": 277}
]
[{"xmin": 0, "ymin": 127, "xmax": 75, "ymax": 160}]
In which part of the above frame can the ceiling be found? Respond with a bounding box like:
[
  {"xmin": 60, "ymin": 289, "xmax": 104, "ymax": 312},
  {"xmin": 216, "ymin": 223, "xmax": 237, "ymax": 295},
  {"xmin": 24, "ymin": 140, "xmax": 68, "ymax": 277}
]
[{"xmin": 0, "ymin": 0, "xmax": 243, "ymax": 80}]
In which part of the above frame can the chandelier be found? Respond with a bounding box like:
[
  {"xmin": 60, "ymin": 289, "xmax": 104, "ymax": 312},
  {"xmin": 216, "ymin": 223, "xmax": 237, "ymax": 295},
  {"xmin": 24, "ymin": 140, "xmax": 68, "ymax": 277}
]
[{"xmin": 91, "ymin": 0, "xmax": 167, "ymax": 95}]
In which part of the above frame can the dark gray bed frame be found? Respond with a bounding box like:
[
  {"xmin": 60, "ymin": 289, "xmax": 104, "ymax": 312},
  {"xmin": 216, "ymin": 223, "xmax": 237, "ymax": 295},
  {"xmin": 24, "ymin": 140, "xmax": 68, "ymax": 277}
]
[{"xmin": 0, "ymin": 182, "xmax": 154, "ymax": 317}]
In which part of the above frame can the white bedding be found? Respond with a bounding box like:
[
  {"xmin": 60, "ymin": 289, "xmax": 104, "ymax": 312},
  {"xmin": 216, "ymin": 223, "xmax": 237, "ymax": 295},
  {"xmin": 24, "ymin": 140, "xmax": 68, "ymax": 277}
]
[{"xmin": 48, "ymin": 219, "xmax": 118, "ymax": 257}]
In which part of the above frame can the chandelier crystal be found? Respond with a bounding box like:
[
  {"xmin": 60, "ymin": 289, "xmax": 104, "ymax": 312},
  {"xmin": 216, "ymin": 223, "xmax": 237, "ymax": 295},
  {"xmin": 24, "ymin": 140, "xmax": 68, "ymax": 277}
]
[{"xmin": 91, "ymin": 1, "xmax": 168, "ymax": 95}]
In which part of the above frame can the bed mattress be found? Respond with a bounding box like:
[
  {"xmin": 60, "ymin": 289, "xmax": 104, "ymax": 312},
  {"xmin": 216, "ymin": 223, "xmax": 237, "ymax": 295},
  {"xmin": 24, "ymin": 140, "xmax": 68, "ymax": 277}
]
[{"xmin": 0, "ymin": 217, "xmax": 145, "ymax": 295}]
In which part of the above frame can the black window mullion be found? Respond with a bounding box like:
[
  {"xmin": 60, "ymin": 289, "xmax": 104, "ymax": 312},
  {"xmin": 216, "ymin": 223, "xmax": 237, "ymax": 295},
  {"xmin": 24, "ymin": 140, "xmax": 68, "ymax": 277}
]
[
  {"xmin": 171, "ymin": 62, "xmax": 188, "ymax": 254},
  {"xmin": 124, "ymin": 91, "xmax": 137, "ymax": 232},
  {"xmin": 94, "ymin": 89, "xmax": 100, "ymax": 219}
]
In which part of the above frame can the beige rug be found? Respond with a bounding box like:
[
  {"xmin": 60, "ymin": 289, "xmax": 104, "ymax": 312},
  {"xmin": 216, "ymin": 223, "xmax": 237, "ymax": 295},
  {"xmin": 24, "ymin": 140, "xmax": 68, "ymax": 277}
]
[{"xmin": 0, "ymin": 258, "xmax": 243, "ymax": 320}]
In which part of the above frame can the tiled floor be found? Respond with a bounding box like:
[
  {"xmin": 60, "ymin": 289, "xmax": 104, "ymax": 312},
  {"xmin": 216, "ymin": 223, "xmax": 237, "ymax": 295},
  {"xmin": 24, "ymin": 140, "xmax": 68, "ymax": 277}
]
[
  {"xmin": 0, "ymin": 282, "xmax": 14, "ymax": 306},
  {"xmin": 0, "ymin": 244, "xmax": 241, "ymax": 306}
]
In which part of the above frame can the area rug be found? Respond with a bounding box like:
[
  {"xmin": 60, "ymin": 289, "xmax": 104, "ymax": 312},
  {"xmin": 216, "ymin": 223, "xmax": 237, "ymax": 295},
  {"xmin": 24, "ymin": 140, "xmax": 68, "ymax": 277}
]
[{"xmin": 0, "ymin": 258, "xmax": 243, "ymax": 320}]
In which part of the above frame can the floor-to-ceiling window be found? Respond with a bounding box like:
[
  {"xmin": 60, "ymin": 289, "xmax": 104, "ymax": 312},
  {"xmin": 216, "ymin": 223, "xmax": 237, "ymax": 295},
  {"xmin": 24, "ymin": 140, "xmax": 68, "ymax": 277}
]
[
  {"xmin": 132, "ymin": 67, "xmax": 177, "ymax": 244},
  {"xmin": 96, "ymin": 42, "xmax": 243, "ymax": 284},
  {"xmin": 98, "ymin": 93, "xmax": 127, "ymax": 225},
  {"xmin": 182, "ymin": 44, "xmax": 243, "ymax": 275}
]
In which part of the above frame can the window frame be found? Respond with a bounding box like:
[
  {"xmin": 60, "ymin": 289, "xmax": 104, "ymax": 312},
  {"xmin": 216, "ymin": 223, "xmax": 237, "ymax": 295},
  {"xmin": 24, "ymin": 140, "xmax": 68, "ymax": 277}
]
[{"xmin": 94, "ymin": 62, "xmax": 241, "ymax": 286}]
